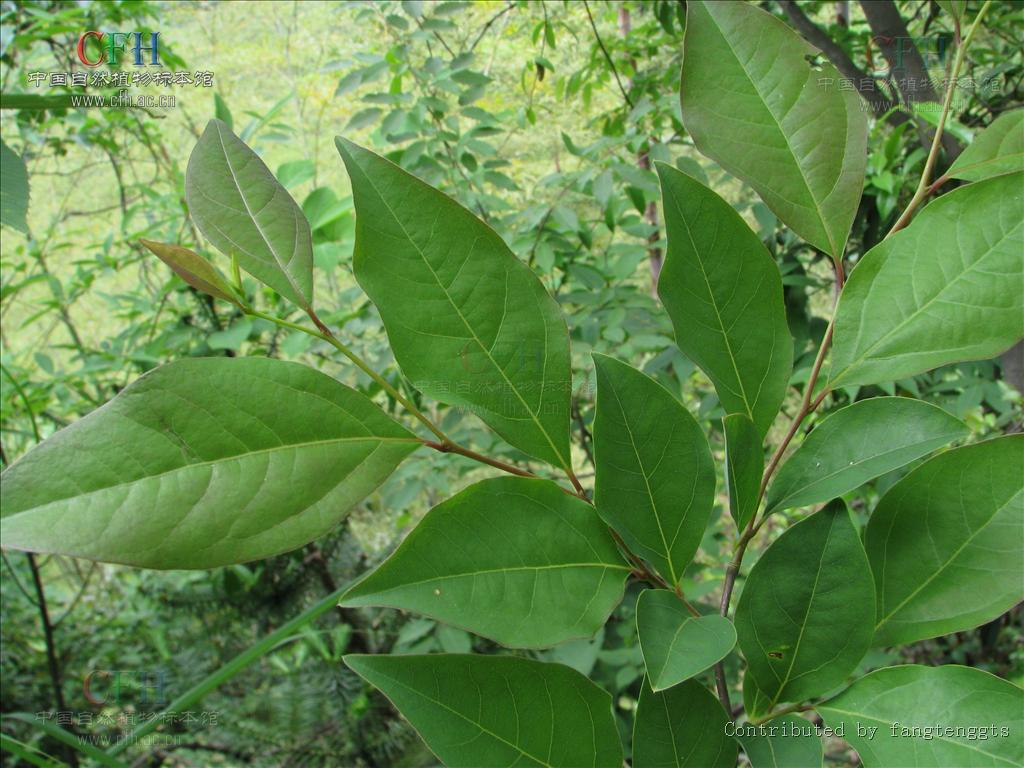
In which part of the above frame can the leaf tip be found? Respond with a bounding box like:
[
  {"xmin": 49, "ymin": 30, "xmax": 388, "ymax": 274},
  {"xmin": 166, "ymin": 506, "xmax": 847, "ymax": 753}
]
[
  {"xmin": 334, "ymin": 135, "xmax": 360, "ymax": 157},
  {"xmin": 341, "ymin": 654, "xmax": 372, "ymax": 675}
]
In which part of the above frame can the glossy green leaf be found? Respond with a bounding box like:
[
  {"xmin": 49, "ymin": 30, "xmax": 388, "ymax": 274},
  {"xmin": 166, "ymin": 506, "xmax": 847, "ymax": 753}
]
[
  {"xmin": 636, "ymin": 590, "xmax": 736, "ymax": 691},
  {"xmin": 868, "ymin": 435, "xmax": 1024, "ymax": 647},
  {"xmin": 592, "ymin": 354, "xmax": 715, "ymax": 586},
  {"xmin": 680, "ymin": 0, "xmax": 866, "ymax": 257},
  {"xmin": 724, "ymin": 414, "xmax": 762, "ymax": 531},
  {"xmin": 140, "ymin": 239, "xmax": 241, "ymax": 306},
  {"xmin": 1, "ymin": 138, "xmax": 29, "ymax": 234},
  {"xmin": 831, "ymin": 172, "xmax": 1024, "ymax": 387},
  {"xmin": 766, "ymin": 398, "xmax": 967, "ymax": 513},
  {"xmin": 336, "ymin": 137, "xmax": 572, "ymax": 470},
  {"xmin": 735, "ymin": 500, "xmax": 874, "ymax": 708},
  {"xmin": 0, "ymin": 358, "xmax": 418, "ymax": 569},
  {"xmin": 948, "ymin": 109, "xmax": 1023, "ymax": 182},
  {"xmin": 633, "ymin": 679, "xmax": 737, "ymax": 768},
  {"xmin": 818, "ymin": 665, "xmax": 1023, "ymax": 767},
  {"xmin": 186, "ymin": 119, "xmax": 314, "ymax": 308},
  {"xmin": 657, "ymin": 165, "xmax": 792, "ymax": 437},
  {"xmin": 737, "ymin": 715, "xmax": 823, "ymax": 768},
  {"xmin": 341, "ymin": 477, "xmax": 629, "ymax": 648},
  {"xmin": 344, "ymin": 654, "xmax": 623, "ymax": 768}
]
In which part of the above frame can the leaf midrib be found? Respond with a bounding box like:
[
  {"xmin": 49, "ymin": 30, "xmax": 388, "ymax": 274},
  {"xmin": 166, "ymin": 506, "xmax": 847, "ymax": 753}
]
[
  {"xmin": 817, "ymin": 706, "xmax": 1019, "ymax": 765},
  {"xmin": 769, "ymin": 513, "xmax": 837, "ymax": 710},
  {"xmin": 363, "ymin": 667, "xmax": 561, "ymax": 768},
  {"xmin": 346, "ymin": 147, "xmax": 569, "ymax": 471},
  {"xmin": 653, "ymin": 615, "xmax": 727, "ymax": 689},
  {"xmin": 700, "ymin": 2, "xmax": 836, "ymax": 255},
  {"xmin": 950, "ymin": 151, "xmax": 1024, "ymax": 179},
  {"xmin": 770, "ymin": 427, "xmax": 964, "ymax": 510},
  {"xmin": 348, "ymin": 561, "xmax": 631, "ymax": 600},
  {"xmin": 875, "ymin": 487, "xmax": 1022, "ymax": 632},
  {"xmin": 2, "ymin": 435, "xmax": 419, "ymax": 520},
  {"xmin": 833, "ymin": 218, "xmax": 1024, "ymax": 384},
  {"xmin": 213, "ymin": 123, "xmax": 308, "ymax": 306},
  {"xmin": 665, "ymin": 185, "xmax": 754, "ymax": 423},
  {"xmin": 604, "ymin": 372, "xmax": 678, "ymax": 585}
]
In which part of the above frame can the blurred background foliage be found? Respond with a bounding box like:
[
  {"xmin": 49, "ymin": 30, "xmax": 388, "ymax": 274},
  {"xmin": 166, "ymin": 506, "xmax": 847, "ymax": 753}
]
[{"xmin": 0, "ymin": 0, "xmax": 1021, "ymax": 765}]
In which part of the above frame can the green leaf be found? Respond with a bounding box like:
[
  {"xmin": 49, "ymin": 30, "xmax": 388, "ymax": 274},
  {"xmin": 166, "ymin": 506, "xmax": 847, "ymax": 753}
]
[
  {"xmin": 213, "ymin": 92, "xmax": 233, "ymax": 130},
  {"xmin": 948, "ymin": 109, "xmax": 1023, "ymax": 182},
  {"xmin": 867, "ymin": 435, "xmax": 1024, "ymax": 647},
  {"xmin": 679, "ymin": 0, "xmax": 866, "ymax": 257},
  {"xmin": 817, "ymin": 665, "xmax": 1023, "ymax": 768},
  {"xmin": 335, "ymin": 70, "xmax": 363, "ymax": 97},
  {"xmin": 344, "ymin": 654, "xmax": 623, "ymax": 768},
  {"xmin": 302, "ymin": 187, "xmax": 350, "ymax": 232},
  {"xmin": 341, "ymin": 477, "xmax": 629, "ymax": 649},
  {"xmin": 656, "ymin": 164, "xmax": 792, "ymax": 437},
  {"xmin": 636, "ymin": 590, "xmax": 736, "ymax": 692},
  {"xmin": 186, "ymin": 119, "xmax": 314, "ymax": 308},
  {"xmin": 346, "ymin": 108, "xmax": 382, "ymax": 130},
  {"xmin": 276, "ymin": 159, "xmax": 315, "ymax": 189},
  {"xmin": 743, "ymin": 673, "xmax": 773, "ymax": 722},
  {"xmin": 724, "ymin": 414, "xmax": 762, "ymax": 531},
  {"xmin": 592, "ymin": 354, "xmax": 715, "ymax": 586},
  {"xmin": 238, "ymin": 91, "xmax": 293, "ymax": 143},
  {"xmin": 735, "ymin": 500, "xmax": 874, "ymax": 708},
  {"xmin": 765, "ymin": 397, "xmax": 967, "ymax": 513},
  {"xmin": 633, "ymin": 679, "xmax": 737, "ymax": 768},
  {"xmin": 737, "ymin": 715, "xmax": 823, "ymax": 768},
  {"xmin": 830, "ymin": 172, "xmax": 1024, "ymax": 387},
  {"xmin": 336, "ymin": 137, "xmax": 572, "ymax": 469},
  {"xmin": 401, "ymin": 0, "xmax": 424, "ymax": 18},
  {"xmin": 140, "ymin": 239, "xmax": 240, "ymax": 306},
  {"xmin": 1, "ymin": 138, "xmax": 29, "ymax": 234},
  {"xmin": 207, "ymin": 318, "xmax": 252, "ymax": 351},
  {"xmin": 0, "ymin": 358, "xmax": 418, "ymax": 569}
]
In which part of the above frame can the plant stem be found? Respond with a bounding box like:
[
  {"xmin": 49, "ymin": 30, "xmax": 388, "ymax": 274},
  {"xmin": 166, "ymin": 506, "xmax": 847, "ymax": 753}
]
[
  {"xmin": 887, "ymin": 0, "xmax": 991, "ymax": 236},
  {"xmin": 248, "ymin": 311, "xmax": 652, "ymax": 579},
  {"xmin": 564, "ymin": 467, "xmax": 587, "ymax": 496},
  {"xmin": 718, "ymin": 5, "xmax": 990, "ymax": 714},
  {"xmin": 713, "ymin": 518, "xmax": 758, "ymax": 712},
  {"xmin": 244, "ymin": 306, "xmax": 451, "ymax": 444},
  {"xmin": 5, "ymin": 713, "xmax": 126, "ymax": 767},
  {"xmin": 749, "ymin": 702, "xmax": 815, "ymax": 726},
  {"xmin": 713, "ymin": 259, "xmax": 843, "ymax": 714},
  {"xmin": 107, "ymin": 583, "xmax": 351, "ymax": 756},
  {"xmin": 27, "ymin": 554, "xmax": 77, "ymax": 767},
  {"xmin": 421, "ymin": 440, "xmax": 541, "ymax": 481},
  {"xmin": 307, "ymin": 309, "xmax": 453, "ymax": 443},
  {"xmin": 249, "ymin": 307, "xmax": 597, "ymax": 501},
  {"xmin": 760, "ymin": 316, "xmax": 836, "ymax": 500},
  {"xmin": 1, "ymin": 364, "xmax": 41, "ymax": 443},
  {"xmin": 609, "ymin": 529, "xmax": 669, "ymax": 589},
  {"xmin": 674, "ymin": 584, "xmax": 703, "ymax": 619}
]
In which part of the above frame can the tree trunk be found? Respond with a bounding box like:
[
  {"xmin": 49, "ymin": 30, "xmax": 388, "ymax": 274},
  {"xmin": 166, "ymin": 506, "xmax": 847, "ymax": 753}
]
[{"xmin": 859, "ymin": 0, "xmax": 962, "ymax": 161}]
